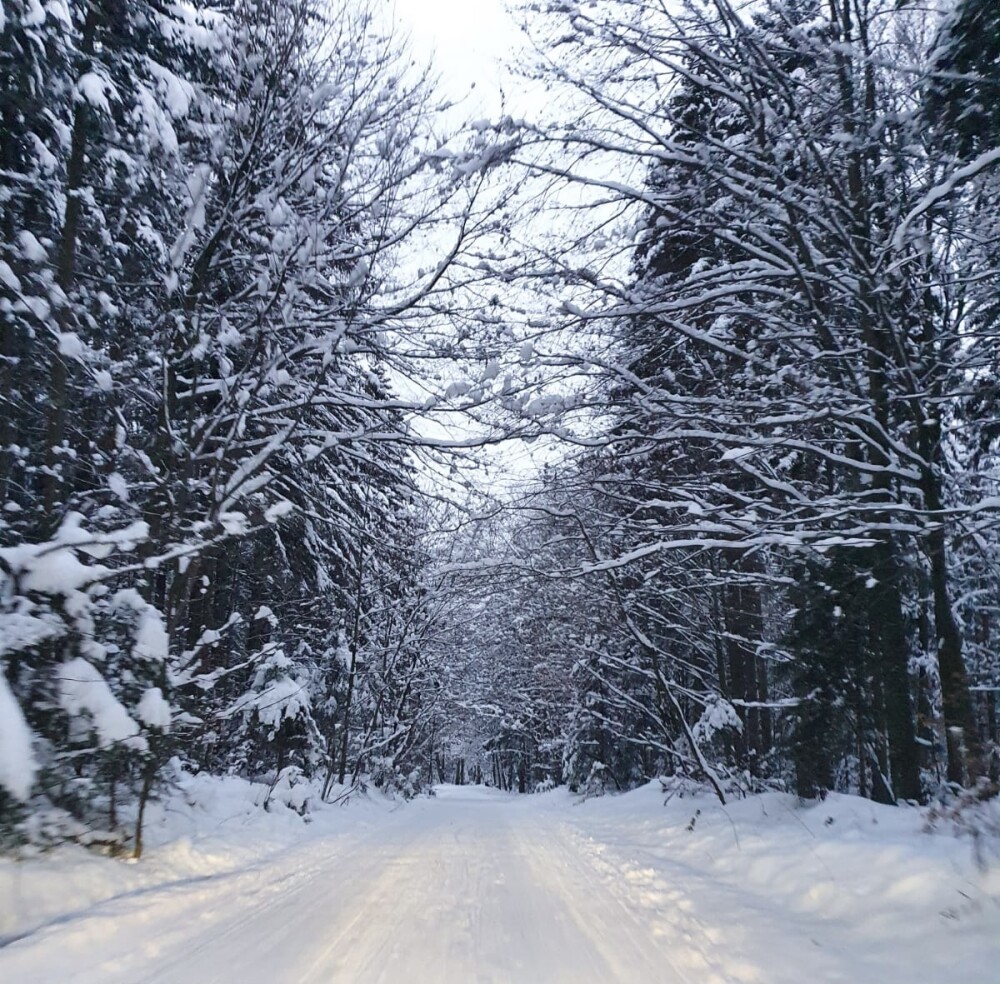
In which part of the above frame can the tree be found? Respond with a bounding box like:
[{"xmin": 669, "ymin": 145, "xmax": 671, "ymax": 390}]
[
  {"xmin": 502, "ymin": 0, "xmax": 1000, "ymax": 799},
  {"xmin": 1, "ymin": 0, "xmax": 523, "ymax": 844},
  {"xmin": 926, "ymin": 0, "xmax": 1000, "ymax": 158}
]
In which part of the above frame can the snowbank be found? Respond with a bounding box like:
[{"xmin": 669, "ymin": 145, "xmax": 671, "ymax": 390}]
[
  {"xmin": 553, "ymin": 783, "xmax": 1000, "ymax": 984},
  {"xmin": 0, "ymin": 771, "xmax": 392, "ymax": 946}
]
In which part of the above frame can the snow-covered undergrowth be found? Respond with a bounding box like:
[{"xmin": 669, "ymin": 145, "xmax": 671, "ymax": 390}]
[
  {"xmin": 0, "ymin": 770, "xmax": 391, "ymax": 946},
  {"xmin": 556, "ymin": 782, "xmax": 1000, "ymax": 984}
]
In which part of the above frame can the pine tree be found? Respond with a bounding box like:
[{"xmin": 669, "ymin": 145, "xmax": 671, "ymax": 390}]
[{"xmin": 926, "ymin": 0, "xmax": 1000, "ymax": 157}]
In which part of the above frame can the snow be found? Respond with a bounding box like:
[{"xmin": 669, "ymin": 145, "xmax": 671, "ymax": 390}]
[
  {"xmin": 229, "ymin": 672, "xmax": 308, "ymax": 734},
  {"xmin": 0, "ymin": 770, "xmax": 371, "ymax": 936},
  {"xmin": 0, "ymin": 611, "xmax": 61, "ymax": 657},
  {"xmin": 218, "ymin": 511, "xmax": 250, "ymax": 535},
  {"xmin": 553, "ymin": 784, "xmax": 1000, "ymax": 984},
  {"xmin": 894, "ymin": 146, "xmax": 1000, "ymax": 248},
  {"xmin": 136, "ymin": 687, "xmax": 171, "ymax": 731},
  {"xmin": 75, "ymin": 72, "xmax": 115, "ymax": 114},
  {"xmin": 692, "ymin": 695, "xmax": 742, "ymax": 741},
  {"xmin": 16, "ymin": 231, "xmax": 47, "ymax": 263},
  {"xmin": 111, "ymin": 589, "xmax": 169, "ymax": 663},
  {"xmin": 0, "ymin": 669, "xmax": 37, "ymax": 801},
  {"xmin": 1, "ymin": 782, "xmax": 997, "ymax": 983},
  {"xmin": 57, "ymin": 658, "xmax": 144, "ymax": 751},
  {"xmin": 146, "ymin": 59, "xmax": 195, "ymax": 119},
  {"xmin": 106, "ymin": 471, "xmax": 129, "ymax": 501},
  {"xmin": 263, "ymin": 499, "xmax": 294, "ymax": 523},
  {"xmin": 0, "ymin": 260, "xmax": 20, "ymax": 291},
  {"xmin": 0, "ymin": 513, "xmax": 120, "ymax": 596},
  {"xmin": 18, "ymin": 0, "xmax": 45, "ymax": 29},
  {"xmin": 56, "ymin": 332, "xmax": 85, "ymax": 360},
  {"xmin": 133, "ymin": 607, "xmax": 169, "ymax": 662}
]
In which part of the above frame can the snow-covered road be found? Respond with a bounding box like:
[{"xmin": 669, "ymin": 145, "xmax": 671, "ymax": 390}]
[
  {"xmin": 2, "ymin": 786, "xmax": 678, "ymax": 984},
  {"xmin": 3, "ymin": 782, "xmax": 998, "ymax": 984}
]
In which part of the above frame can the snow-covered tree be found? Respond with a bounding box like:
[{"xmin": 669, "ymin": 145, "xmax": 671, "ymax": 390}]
[
  {"xmin": 498, "ymin": 0, "xmax": 1000, "ymax": 800},
  {"xmin": 1, "ymin": 0, "xmax": 522, "ymax": 845}
]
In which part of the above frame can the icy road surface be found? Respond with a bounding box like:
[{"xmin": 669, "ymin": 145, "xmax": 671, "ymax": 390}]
[{"xmin": 2, "ymin": 786, "xmax": 678, "ymax": 984}]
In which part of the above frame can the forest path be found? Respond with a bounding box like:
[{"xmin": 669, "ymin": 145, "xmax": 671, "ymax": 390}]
[{"xmin": 2, "ymin": 785, "xmax": 683, "ymax": 984}]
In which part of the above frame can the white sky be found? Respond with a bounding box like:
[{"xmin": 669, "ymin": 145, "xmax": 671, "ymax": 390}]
[
  {"xmin": 391, "ymin": 0, "xmax": 525, "ymax": 115},
  {"xmin": 384, "ymin": 1, "xmax": 571, "ymax": 484}
]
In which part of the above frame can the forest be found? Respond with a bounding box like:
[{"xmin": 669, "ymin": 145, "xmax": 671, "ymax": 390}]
[{"xmin": 2, "ymin": 0, "xmax": 999, "ymax": 857}]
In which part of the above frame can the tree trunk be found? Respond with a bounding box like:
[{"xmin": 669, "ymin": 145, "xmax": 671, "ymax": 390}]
[
  {"xmin": 923, "ymin": 473, "xmax": 981, "ymax": 785},
  {"xmin": 868, "ymin": 536, "xmax": 921, "ymax": 802}
]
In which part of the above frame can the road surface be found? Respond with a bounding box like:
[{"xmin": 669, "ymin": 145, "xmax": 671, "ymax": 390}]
[{"xmin": 1, "ymin": 786, "xmax": 681, "ymax": 984}]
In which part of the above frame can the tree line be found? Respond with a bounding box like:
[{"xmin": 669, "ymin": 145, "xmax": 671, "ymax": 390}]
[
  {"xmin": 2, "ymin": 0, "xmax": 999, "ymax": 855},
  {"xmin": 445, "ymin": 0, "xmax": 1000, "ymax": 805},
  {"xmin": 0, "ymin": 0, "xmax": 516, "ymax": 852}
]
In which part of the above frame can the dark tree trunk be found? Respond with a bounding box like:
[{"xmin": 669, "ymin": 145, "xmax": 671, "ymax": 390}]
[{"xmin": 868, "ymin": 537, "xmax": 921, "ymax": 802}]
